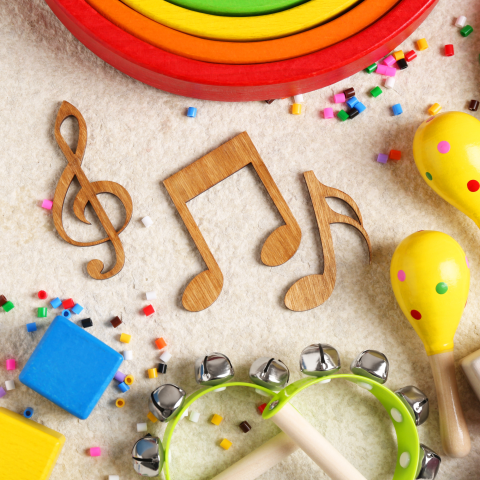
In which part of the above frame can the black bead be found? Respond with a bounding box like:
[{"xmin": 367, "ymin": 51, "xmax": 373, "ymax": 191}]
[
  {"xmin": 157, "ymin": 362, "xmax": 167, "ymax": 374},
  {"xmin": 344, "ymin": 87, "xmax": 355, "ymax": 99},
  {"xmin": 265, "ymin": 99, "xmax": 276, "ymax": 104},
  {"xmin": 397, "ymin": 58, "xmax": 408, "ymax": 70},
  {"xmin": 239, "ymin": 421, "xmax": 251, "ymax": 433},
  {"xmin": 348, "ymin": 108, "xmax": 360, "ymax": 119},
  {"xmin": 469, "ymin": 100, "xmax": 479, "ymax": 112},
  {"xmin": 81, "ymin": 318, "xmax": 93, "ymax": 328}
]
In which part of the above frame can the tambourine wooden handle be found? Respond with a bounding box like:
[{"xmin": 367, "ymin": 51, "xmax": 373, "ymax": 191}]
[
  {"xmin": 211, "ymin": 432, "xmax": 298, "ymax": 480},
  {"xmin": 271, "ymin": 403, "xmax": 367, "ymax": 480},
  {"xmin": 429, "ymin": 351, "xmax": 471, "ymax": 457}
]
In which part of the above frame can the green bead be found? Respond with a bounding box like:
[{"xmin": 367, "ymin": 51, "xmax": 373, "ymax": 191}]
[
  {"xmin": 370, "ymin": 86, "xmax": 382, "ymax": 98},
  {"xmin": 365, "ymin": 63, "xmax": 377, "ymax": 73},
  {"xmin": 436, "ymin": 282, "xmax": 448, "ymax": 294},
  {"xmin": 460, "ymin": 25, "xmax": 473, "ymax": 37},
  {"xmin": 337, "ymin": 110, "xmax": 349, "ymax": 122},
  {"xmin": 2, "ymin": 301, "xmax": 14, "ymax": 312},
  {"xmin": 38, "ymin": 307, "xmax": 48, "ymax": 318}
]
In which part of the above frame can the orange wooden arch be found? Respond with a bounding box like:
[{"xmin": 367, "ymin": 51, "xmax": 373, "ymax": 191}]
[{"xmin": 86, "ymin": 0, "xmax": 400, "ymax": 64}]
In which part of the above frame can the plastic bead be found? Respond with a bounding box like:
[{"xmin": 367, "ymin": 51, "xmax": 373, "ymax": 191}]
[
  {"xmin": 393, "ymin": 50, "xmax": 404, "ymax": 60},
  {"xmin": 108, "ymin": 476, "xmax": 120, "ymax": 480},
  {"xmin": 389, "ymin": 150, "xmax": 402, "ymax": 161},
  {"xmin": 147, "ymin": 412, "xmax": 158, "ymax": 423},
  {"xmin": 355, "ymin": 102, "xmax": 366, "ymax": 114},
  {"xmin": 265, "ymin": 99, "xmax": 275, "ymax": 104},
  {"xmin": 120, "ymin": 333, "xmax": 131, "ymax": 343},
  {"xmin": 62, "ymin": 298, "xmax": 75, "ymax": 309},
  {"xmin": 157, "ymin": 363, "xmax": 167, "ymax": 374},
  {"xmin": 110, "ymin": 316, "xmax": 122, "ymax": 328},
  {"xmin": 385, "ymin": 66, "xmax": 396, "ymax": 77},
  {"xmin": 460, "ymin": 25, "xmax": 473, "ymax": 37},
  {"xmin": 392, "ymin": 104, "xmax": 403, "ymax": 116},
  {"xmin": 211, "ymin": 414, "xmax": 223, "ymax": 425},
  {"xmin": 38, "ymin": 290, "xmax": 48, "ymax": 300},
  {"xmin": 118, "ymin": 382, "xmax": 130, "ymax": 393},
  {"xmin": 370, "ymin": 87, "xmax": 382, "ymax": 98},
  {"xmin": 90, "ymin": 447, "xmax": 101, "ymax": 457},
  {"xmin": 71, "ymin": 304, "xmax": 84, "ymax": 315},
  {"xmin": 323, "ymin": 108, "xmax": 334, "ymax": 119},
  {"xmin": 377, "ymin": 154, "xmax": 389, "ymax": 164},
  {"xmin": 365, "ymin": 63, "xmax": 377, "ymax": 73},
  {"xmin": 344, "ymin": 87, "xmax": 355, "ymax": 99},
  {"xmin": 445, "ymin": 44, "xmax": 454, "ymax": 56},
  {"xmin": 41, "ymin": 199, "xmax": 53, "ymax": 210},
  {"xmin": 0, "ymin": 295, "xmax": 7, "ymax": 306},
  {"xmin": 405, "ymin": 50, "xmax": 417, "ymax": 62},
  {"xmin": 38, "ymin": 307, "xmax": 48, "ymax": 318},
  {"xmin": 146, "ymin": 292, "xmax": 156, "ymax": 300},
  {"xmin": 0, "ymin": 387, "xmax": 6, "ymax": 399},
  {"xmin": 2, "ymin": 301, "xmax": 14, "ymax": 312},
  {"xmin": 376, "ymin": 64, "xmax": 388, "ymax": 75},
  {"xmin": 142, "ymin": 216, "xmax": 153, "ymax": 228},
  {"xmin": 239, "ymin": 421, "xmax": 251, "ymax": 433},
  {"xmin": 26, "ymin": 322, "xmax": 37, "ymax": 333},
  {"xmin": 293, "ymin": 94, "xmax": 304, "ymax": 103},
  {"xmin": 23, "ymin": 408, "xmax": 34, "ymax": 419},
  {"xmin": 181, "ymin": 408, "xmax": 189, "ymax": 419},
  {"xmin": 348, "ymin": 108, "xmax": 359, "ymax": 119},
  {"xmin": 383, "ymin": 55, "xmax": 396, "ymax": 66},
  {"xmin": 189, "ymin": 411, "xmax": 200, "ymax": 423},
  {"xmin": 346, "ymin": 96, "xmax": 358, "ymax": 108},
  {"xmin": 155, "ymin": 337, "xmax": 167, "ymax": 350},
  {"xmin": 116, "ymin": 398, "xmax": 125, "ymax": 408},
  {"xmin": 50, "ymin": 297, "xmax": 62, "ymax": 309},
  {"xmin": 61, "ymin": 309, "xmax": 72, "ymax": 319},
  {"xmin": 219, "ymin": 439, "xmax": 232, "ymax": 450},
  {"xmin": 5, "ymin": 380, "xmax": 15, "ymax": 391},
  {"xmin": 334, "ymin": 93, "xmax": 346, "ymax": 103},
  {"xmin": 137, "ymin": 422, "xmax": 148, "ymax": 433},
  {"xmin": 124, "ymin": 375, "xmax": 134, "ymax": 385},
  {"xmin": 428, "ymin": 103, "xmax": 442, "ymax": 116},
  {"xmin": 81, "ymin": 318, "xmax": 93, "ymax": 328},
  {"xmin": 291, "ymin": 104, "xmax": 302, "ymax": 115},
  {"xmin": 123, "ymin": 350, "xmax": 133, "ymax": 361},
  {"xmin": 258, "ymin": 403, "xmax": 267, "ymax": 414},
  {"xmin": 469, "ymin": 100, "xmax": 479, "ymax": 112},
  {"xmin": 159, "ymin": 352, "xmax": 172, "ymax": 363},
  {"xmin": 385, "ymin": 77, "xmax": 396, "ymax": 89},
  {"xmin": 187, "ymin": 107, "xmax": 197, "ymax": 118},
  {"xmin": 143, "ymin": 304, "xmax": 155, "ymax": 316},
  {"xmin": 416, "ymin": 38, "xmax": 428, "ymax": 50},
  {"xmin": 396, "ymin": 58, "xmax": 408, "ymax": 70},
  {"xmin": 148, "ymin": 368, "xmax": 158, "ymax": 379},
  {"xmin": 456, "ymin": 15, "xmax": 467, "ymax": 28},
  {"xmin": 114, "ymin": 371, "xmax": 127, "ymax": 383},
  {"xmin": 6, "ymin": 359, "xmax": 16, "ymax": 371},
  {"xmin": 337, "ymin": 110, "xmax": 349, "ymax": 122}
]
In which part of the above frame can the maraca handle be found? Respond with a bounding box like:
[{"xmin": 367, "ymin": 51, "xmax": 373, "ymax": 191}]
[
  {"xmin": 271, "ymin": 403, "xmax": 367, "ymax": 480},
  {"xmin": 429, "ymin": 351, "xmax": 471, "ymax": 457}
]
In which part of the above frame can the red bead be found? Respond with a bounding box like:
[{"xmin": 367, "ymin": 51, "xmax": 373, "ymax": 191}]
[
  {"xmin": 405, "ymin": 50, "xmax": 417, "ymax": 62},
  {"xmin": 444, "ymin": 44, "xmax": 454, "ymax": 57},
  {"xmin": 62, "ymin": 298, "xmax": 75, "ymax": 309},
  {"xmin": 258, "ymin": 403, "xmax": 267, "ymax": 414},
  {"xmin": 38, "ymin": 290, "xmax": 48, "ymax": 300},
  {"xmin": 389, "ymin": 150, "xmax": 402, "ymax": 161},
  {"xmin": 143, "ymin": 304, "xmax": 155, "ymax": 316}
]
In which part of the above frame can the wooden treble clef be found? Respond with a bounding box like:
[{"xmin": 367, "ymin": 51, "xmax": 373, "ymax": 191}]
[{"xmin": 52, "ymin": 101, "xmax": 133, "ymax": 280}]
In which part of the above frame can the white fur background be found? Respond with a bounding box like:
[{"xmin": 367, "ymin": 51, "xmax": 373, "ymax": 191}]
[{"xmin": 0, "ymin": 0, "xmax": 479, "ymax": 479}]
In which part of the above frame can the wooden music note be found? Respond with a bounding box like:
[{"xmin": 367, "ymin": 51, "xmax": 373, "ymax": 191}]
[
  {"xmin": 285, "ymin": 171, "xmax": 371, "ymax": 311},
  {"xmin": 163, "ymin": 132, "xmax": 301, "ymax": 312},
  {"xmin": 52, "ymin": 101, "xmax": 133, "ymax": 280}
]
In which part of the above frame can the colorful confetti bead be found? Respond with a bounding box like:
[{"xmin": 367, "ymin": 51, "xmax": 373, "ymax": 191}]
[
  {"xmin": 116, "ymin": 399, "xmax": 125, "ymax": 408},
  {"xmin": 416, "ymin": 38, "xmax": 429, "ymax": 50},
  {"xmin": 2, "ymin": 301, "xmax": 14, "ymax": 312},
  {"xmin": 355, "ymin": 102, "xmax": 366, "ymax": 114},
  {"xmin": 323, "ymin": 108, "xmax": 334, "ymax": 119},
  {"xmin": 38, "ymin": 307, "xmax": 48, "ymax": 318},
  {"xmin": 0, "ymin": 387, "xmax": 6, "ymax": 399},
  {"xmin": 370, "ymin": 87, "xmax": 382, "ymax": 98},
  {"xmin": 385, "ymin": 77, "xmax": 396, "ymax": 89},
  {"xmin": 460, "ymin": 25, "xmax": 473, "ymax": 37},
  {"xmin": 396, "ymin": 58, "xmax": 408, "ymax": 70},
  {"xmin": 6, "ymin": 359, "xmax": 16, "ymax": 370},
  {"xmin": 346, "ymin": 96, "xmax": 358, "ymax": 108},
  {"xmin": 445, "ymin": 44, "xmax": 454, "ymax": 56},
  {"xmin": 71, "ymin": 304, "xmax": 84, "ymax": 315},
  {"xmin": 147, "ymin": 412, "xmax": 158, "ymax": 423},
  {"xmin": 239, "ymin": 421, "xmax": 251, "ymax": 433},
  {"xmin": 146, "ymin": 292, "xmax": 156, "ymax": 300},
  {"xmin": 118, "ymin": 382, "xmax": 130, "ymax": 393},
  {"xmin": 5, "ymin": 380, "xmax": 15, "ymax": 391},
  {"xmin": 189, "ymin": 411, "xmax": 200, "ymax": 423},
  {"xmin": 23, "ymin": 408, "xmax": 34, "ymax": 419},
  {"xmin": 393, "ymin": 50, "xmax": 404, "ymax": 60},
  {"xmin": 120, "ymin": 333, "xmax": 131, "ymax": 343},
  {"xmin": 405, "ymin": 50, "xmax": 417, "ymax": 62},
  {"xmin": 211, "ymin": 414, "xmax": 223, "ymax": 426},
  {"xmin": 142, "ymin": 216, "xmax": 153, "ymax": 228},
  {"xmin": 124, "ymin": 375, "xmax": 134, "ymax": 385},
  {"xmin": 26, "ymin": 322, "xmax": 37, "ymax": 333},
  {"xmin": 187, "ymin": 107, "xmax": 197, "ymax": 118},
  {"xmin": 110, "ymin": 316, "xmax": 122, "ymax": 328},
  {"xmin": 62, "ymin": 298, "xmax": 75, "ymax": 309},
  {"xmin": 41, "ymin": 199, "xmax": 53, "ymax": 210},
  {"xmin": 291, "ymin": 103, "xmax": 302, "ymax": 115},
  {"xmin": 220, "ymin": 439, "xmax": 232, "ymax": 450},
  {"xmin": 143, "ymin": 304, "xmax": 155, "ymax": 316},
  {"xmin": 428, "ymin": 103, "xmax": 442, "ymax": 116},
  {"xmin": 293, "ymin": 94, "xmax": 304, "ymax": 103},
  {"xmin": 377, "ymin": 154, "xmax": 389, "ymax": 164},
  {"xmin": 137, "ymin": 423, "xmax": 147, "ymax": 432},
  {"xmin": 344, "ymin": 87, "xmax": 355, "ymax": 99},
  {"xmin": 383, "ymin": 55, "xmax": 396, "ymax": 66},
  {"xmin": 337, "ymin": 110, "xmax": 349, "ymax": 122},
  {"xmin": 81, "ymin": 318, "xmax": 93, "ymax": 328},
  {"xmin": 148, "ymin": 368, "xmax": 158, "ymax": 379},
  {"xmin": 155, "ymin": 337, "xmax": 167, "ymax": 350},
  {"xmin": 159, "ymin": 352, "xmax": 172, "ymax": 363},
  {"xmin": 157, "ymin": 363, "xmax": 167, "ymax": 374},
  {"xmin": 334, "ymin": 93, "xmax": 346, "ymax": 103},
  {"xmin": 455, "ymin": 16, "xmax": 467, "ymax": 28},
  {"xmin": 114, "ymin": 371, "xmax": 127, "ymax": 383},
  {"xmin": 123, "ymin": 350, "xmax": 133, "ymax": 360},
  {"xmin": 61, "ymin": 309, "xmax": 72, "ymax": 320},
  {"xmin": 392, "ymin": 104, "xmax": 403, "ymax": 116},
  {"xmin": 469, "ymin": 100, "xmax": 479, "ymax": 112},
  {"xmin": 365, "ymin": 63, "xmax": 377, "ymax": 73},
  {"xmin": 90, "ymin": 447, "xmax": 101, "ymax": 457},
  {"xmin": 38, "ymin": 290, "xmax": 48, "ymax": 300},
  {"xmin": 389, "ymin": 150, "xmax": 402, "ymax": 161},
  {"xmin": 50, "ymin": 297, "xmax": 62, "ymax": 309}
]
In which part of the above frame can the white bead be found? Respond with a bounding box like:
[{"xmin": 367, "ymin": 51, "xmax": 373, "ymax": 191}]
[
  {"xmin": 455, "ymin": 15, "xmax": 467, "ymax": 28},
  {"xmin": 400, "ymin": 452, "xmax": 410, "ymax": 468},
  {"xmin": 255, "ymin": 388, "xmax": 270, "ymax": 397},
  {"xmin": 109, "ymin": 476, "xmax": 120, "ymax": 480},
  {"xmin": 390, "ymin": 408, "xmax": 403, "ymax": 422},
  {"xmin": 137, "ymin": 423, "xmax": 147, "ymax": 432},
  {"xmin": 358, "ymin": 382, "xmax": 373, "ymax": 390},
  {"xmin": 294, "ymin": 94, "xmax": 304, "ymax": 103},
  {"xmin": 5, "ymin": 380, "xmax": 15, "ymax": 391},
  {"xmin": 159, "ymin": 352, "xmax": 172, "ymax": 363},
  {"xmin": 385, "ymin": 77, "xmax": 396, "ymax": 89},
  {"xmin": 214, "ymin": 387, "xmax": 226, "ymax": 392},
  {"xmin": 189, "ymin": 411, "xmax": 200, "ymax": 423},
  {"xmin": 146, "ymin": 291, "xmax": 157, "ymax": 300},
  {"xmin": 142, "ymin": 216, "xmax": 153, "ymax": 228},
  {"xmin": 319, "ymin": 379, "xmax": 331, "ymax": 384},
  {"xmin": 181, "ymin": 408, "xmax": 189, "ymax": 418},
  {"xmin": 123, "ymin": 350, "xmax": 133, "ymax": 361}
]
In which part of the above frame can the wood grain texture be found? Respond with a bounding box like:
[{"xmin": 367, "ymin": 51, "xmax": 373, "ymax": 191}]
[
  {"xmin": 86, "ymin": 0, "xmax": 399, "ymax": 65},
  {"xmin": 285, "ymin": 171, "xmax": 371, "ymax": 312},
  {"xmin": 429, "ymin": 351, "xmax": 471, "ymax": 458},
  {"xmin": 163, "ymin": 132, "xmax": 301, "ymax": 312},
  {"xmin": 44, "ymin": 0, "xmax": 439, "ymax": 100},
  {"xmin": 119, "ymin": 0, "xmax": 360, "ymax": 41},
  {"xmin": 52, "ymin": 101, "xmax": 133, "ymax": 280}
]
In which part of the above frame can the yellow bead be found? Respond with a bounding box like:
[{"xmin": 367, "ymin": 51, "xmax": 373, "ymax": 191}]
[
  {"xmin": 147, "ymin": 412, "xmax": 158, "ymax": 423},
  {"xmin": 393, "ymin": 50, "xmax": 404, "ymax": 60},
  {"xmin": 0, "ymin": 407, "xmax": 65, "ymax": 480},
  {"xmin": 148, "ymin": 368, "xmax": 158, "ymax": 379},
  {"xmin": 416, "ymin": 38, "xmax": 428, "ymax": 51},
  {"xmin": 116, "ymin": 399, "xmax": 125, "ymax": 408},
  {"xmin": 219, "ymin": 438, "xmax": 232, "ymax": 450},
  {"xmin": 291, "ymin": 103, "xmax": 302, "ymax": 115},
  {"xmin": 120, "ymin": 333, "xmax": 131, "ymax": 343},
  {"xmin": 125, "ymin": 374, "xmax": 134, "ymax": 385},
  {"xmin": 211, "ymin": 414, "xmax": 223, "ymax": 426},
  {"xmin": 428, "ymin": 103, "xmax": 442, "ymax": 116}
]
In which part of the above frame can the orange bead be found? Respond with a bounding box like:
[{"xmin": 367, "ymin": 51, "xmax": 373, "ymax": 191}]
[{"xmin": 155, "ymin": 337, "xmax": 167, "ymax": 350}]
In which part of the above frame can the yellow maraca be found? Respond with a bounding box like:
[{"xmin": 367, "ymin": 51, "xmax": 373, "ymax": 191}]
[
  {"xmin": 413, "ymin": 111, "xmax": 480, "ymax": 226},
  {"xmin": 391, "ymin": 231, "xmax": 471, "ymax": 458}
]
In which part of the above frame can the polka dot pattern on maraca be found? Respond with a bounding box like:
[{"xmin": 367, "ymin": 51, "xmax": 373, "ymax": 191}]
[
  {"xmin": 397, "ymin": 270, "xmax": 406, "ymax": 282},
  {"xmin": 436, "ymin": 282, "xmax": 448, "ymax": 294},
  {"xmin": 437, "ymin": 140, "xmax": 450, "ymax": 154},
  {"xmin": 426, "ymin": 172, "xmax": 432, "ymax": 181},
  {"xmin": 467, "ymin": 180, "xmax": 479, "ymax": 192},
  {"xmin": 466, "ymin": 256, "xmax": 470, "ymax": 268},
  {"xmin": 410, "ymin": 310, "xmax": 422, "ymax": 320}
]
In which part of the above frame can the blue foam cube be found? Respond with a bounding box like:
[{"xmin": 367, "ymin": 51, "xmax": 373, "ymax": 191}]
[
  {"xmin": 20, "ymin": 316, "xmax": 123, "ymax": 419},
  {"xmin": 346, "ymin": 96, "xmax": 358, "ymax": 109},
  {"xmin": 187, "ymin": 107, "xmax": 197, "ymax": 118},
  {"xmin": 355, "ymin": 102, "xmax": 366, "ymax": 114},
  {"xmin": 71, "ymin": 303, "xmax": 84, "ymax": 315},
  {"xmin": 392, "ymin": 103, "xmax": 403, "ymax": 116},
  {"xmin": 26, "ymin": 322, "xmax": 37, "ymax": 333},
  {"xmin": 50, "ymin": 297, "xmax": 62, "ymax": 309}
]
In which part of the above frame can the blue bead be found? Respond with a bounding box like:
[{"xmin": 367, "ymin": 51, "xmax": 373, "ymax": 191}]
[
  {"xmin": 392, "ymin": 104, "xmax": 403, "ymax": 116},
  {"xmin": 50, "ymin": 297, "xmax": 62, "ymax": 309},
  {"xmin": 118, "ymin": 381, "xmax": 130, "ymax": 393},
  {"xmin": 187, "ymin": 107, "xmax": 197, "ymax": 118},
  {"xmin": 71, "ymin": 304, "xmax": 84, "ymax": 315},
  {"xmin": 355, "ymin": 102, "xmax": 366, "ymax": 114},
  {"xmin": 346, "ymin": 96, "xmax": 358, "ymax": 109},
  {"xmin": 61, "ymin": 309, "xmax": 72, "ymax": 319},
  {"xmin": 26, "ymin": 322, "xmax": 37, "ymax": 333},
  {"xmin": 19, "ymin": 316, "xmax": 123, "ymax": 419},
  {"xmin": 23, "ymin": 407, "xmax": 34, "ymax": 418}
]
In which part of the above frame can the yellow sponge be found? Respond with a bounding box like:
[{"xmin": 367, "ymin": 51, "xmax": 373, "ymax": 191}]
[{"xmin": 0, "ymin": 407, "xmax": 65, "ymax": 480}]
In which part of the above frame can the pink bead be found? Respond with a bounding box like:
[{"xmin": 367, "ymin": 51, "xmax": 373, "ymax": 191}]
[
  {"xmin": 6, "ymin": 359, "xmax": 16, "ymax": 371},
  {"xmin": 42, "ymin": 199, "xmax": 53, "ymax": 210},
  {"xmin": 383, "ymin": 55, "xmax": 396, "ymax": 66},
  {"xmin": 90, "ymin": 447, "xmax": 101, "ymax": 457},
  {"xmin": 376, "ymin": 64, "xmax": 388, "ymax": 75},
  {"xmin": 334, "ymin": 93, "xmax": 346, "ymax": 103},
  {"xmin": 323, "ymin": 108, "xmax": 334, "ymax": 119},
  {"xmin": 385, "ymin": 67, "xmax": 396, "ymax": 77}
]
